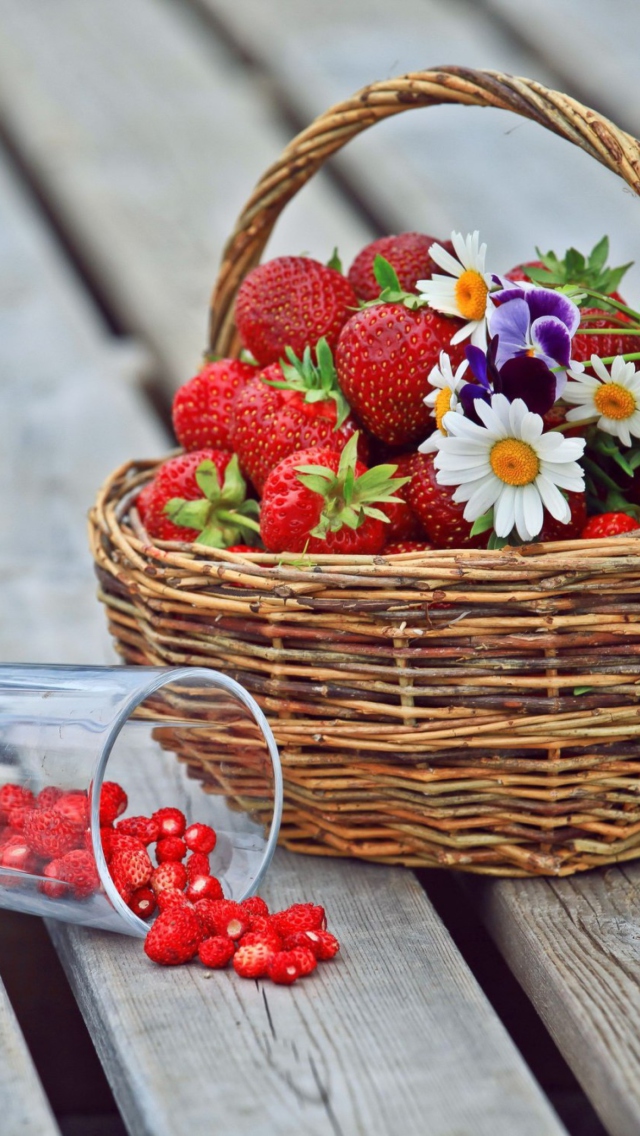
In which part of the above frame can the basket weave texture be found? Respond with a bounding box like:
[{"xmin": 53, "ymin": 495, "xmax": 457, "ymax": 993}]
[{"xmin": 90, "ymin": 67, "xmax": 640, "ymax": 877}]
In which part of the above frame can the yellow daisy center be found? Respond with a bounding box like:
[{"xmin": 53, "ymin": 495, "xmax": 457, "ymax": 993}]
[
  {"xmin": 593, "ymin": 381, "xmax": 636, "ymax": 421},
  {"xmin": 435, "ymin": 387, "xmax": 453, "ymax": 432},
  {"xmin": 490, "ymin": 439, "xmax": 540, "ymax": 486},
  {"xmin": 455, "ymin": 269, "xmax": 489, "ymax": 321}
]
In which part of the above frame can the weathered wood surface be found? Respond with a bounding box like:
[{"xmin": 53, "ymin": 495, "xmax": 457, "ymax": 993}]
[
  {"xmin": 0, "ymin": 982, "xmax": 61, "ymax": 1136},
  {"xmin": 472, "ymin": 866, "xmax": 640, "ymax": 1136},
  {"xmin": 0, "ymin": 105, "xmax": 567, "ymax": 1136}
]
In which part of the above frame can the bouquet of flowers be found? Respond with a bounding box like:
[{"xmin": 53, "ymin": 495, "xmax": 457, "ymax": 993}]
[{"xmin": 136, "ymin": 230, "xmax": 640, "ymax": 556}]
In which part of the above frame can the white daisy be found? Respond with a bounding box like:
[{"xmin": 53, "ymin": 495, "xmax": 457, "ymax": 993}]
[
  {"xmin": 564, "ymin": 354, "xmax": 640, "ymax": 447},
  {"xmin": 424, "ymin": 352, "xmax": 469, "ymax": 429},
  {"xmin": 434, "ymin": 393, "xmax": 586, "ymax": 542},
  {"xmin": 416, "ymin": 231, "xmax": 495, "ymax": 347}
]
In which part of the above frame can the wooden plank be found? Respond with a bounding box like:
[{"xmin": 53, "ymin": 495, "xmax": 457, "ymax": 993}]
[
  {"xmin": 0, "ymin": 0, "xmax": 374, "ymax": 393},
  {"xmin": 480, "ymin": 0, "xmax": 640, "ymax": 135},
  {"xmin": 471, "ymin": 866, "xmax": 640, "ymax": 1136},
  {"xmin": 0, "ymin": 982, "xmax": 61, "ymax": 1136},
  {"xmin": 193, "ymin": 0, "xmax": 640, "ymax": 302},
  {"xmin": 0, "ymin": 144, "xmax": 568, "ymax": 1135}
]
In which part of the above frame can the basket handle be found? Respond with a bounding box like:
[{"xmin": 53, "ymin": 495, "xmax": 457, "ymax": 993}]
[{"xmin": 208, "ymin": 65, "xmax": 640, "ymax": 356}]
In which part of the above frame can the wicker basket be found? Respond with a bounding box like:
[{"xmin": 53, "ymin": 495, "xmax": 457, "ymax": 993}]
[{"xmin": 89, "ymin": 67, "xmax": 640, "ymax": 877}]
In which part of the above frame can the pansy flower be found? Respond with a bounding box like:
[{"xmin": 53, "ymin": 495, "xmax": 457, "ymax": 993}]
[
  {"xmin": 488, "ymin": 285, "xmax": 583, "ymax": 397},
  {"xmin": 416, "ymin": 231, "xmax": 495, "ymax": 347},
  {"xmin": 465, "ymin": 335, "xmax": 558, "ymax": 418},
  {"xmin": 564, "ymin": 355, "xmax": 640, "ymax": 446},
  {"xmin": 435, "ymin": 393, "xmax": 586, "ymax": 541}
]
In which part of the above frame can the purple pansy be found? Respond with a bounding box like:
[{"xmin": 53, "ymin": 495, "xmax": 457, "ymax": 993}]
[
  {"xmin": 488, "ymin": 285, "xmax": 582, "ymax": 397},
  {"xmin": 465, "ymin": 335, "xmax": 557, "ymax": 418}
]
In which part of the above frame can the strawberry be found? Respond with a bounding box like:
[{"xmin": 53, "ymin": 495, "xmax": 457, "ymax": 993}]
[
  {"xmin": 271, "ymin": 902, "xmax": 326, "ymax": 937},
  {"xmin": 110, "ymin": 846, "xmax": 153, "ymax": 892},
  {"xmin": 580, "ymin": 512, "xmax": 640, "ymax": 538},
  {"xmin": 259, "ymin": 435, "xmax": 410, "ymax": 555},
  {"xmin": 233, "ymin": 938, "xmax": 275, "ymax": 978},
  {"xmin": 230, "ymin": 346, "xmax": 365, "ymax": 496},
  {"xmin": 108, "ymin": 832, "xmax": 147, "ymax": 859},
  {"xmin": 240, "ymin": 895, "xmax": 270, "ymax": 922},
  {"xmin": 36, "ymin": 786, "xmax": 63, "ymax": 810},
  {"xmin": 0, "ymin": 785, "xmax": 35, "ymax": 821},
  {"xmin": 377, "ymin": 452, "xmax": 426, "ymax": 543},
  {"xmin": 171, "ymin": 358, "xmax": 256, "ymax": 451},
  {"xmin": 347, "ymin": 232, "xmax": 454, "ymax": 301},
  {"xmin": 403, "ymin": 452, "xmax": 488, "ymax": 549},
  {"xmin": 284, "ymin": 946, "xmax": 317, "ymax": 977},
  {"xmin": 184, "ymin": 875, "xmax": 224, "ymax": 903},
  {"xmin": 205, "ymin": 900, "xmax": 249, "ymax": 940},
  {"xmin": 142, "ymin": 451, "xmax": 260, "ymax": 548},
  {"xmin": 283, "ymin": 929, "xmax": 340, "ymax": 960},
  {"xmin": 0, "ymin": 835, "xmax": 38, "ymax": 874},
  {"xmin": 6, "ymin": 805, "xmax": 32, "ymax": 832},
  {"xmin": 99, "ymin": 782, "xmax": 128, "ymax": 826},
  {"xmin": 266, "ymin": 951, "xmax": 301, "ymax": 985},
  {"xmin": 571, "ymin": 310, "xmax": 639, "ymax": 364},
  {"xmin": 335, "ymin": 302, "xmax": 466, "ymax": 446},
  {"xmin": 150, "ymin": 861, "xmax": 188, "ymax": 896},
  {"xmin": 144, "ymin": 906, "xmax": 202, "ymax": 966},
  {"xmin": 56, "ymin": 849, "xmax": 100, "ymax": 898},
  {"xmin": 533, "ymin": 491, "xmax": 588, "ymax": 542},
  {"xmin": 239, "ymin": 917, "xmax": 282, "ymax": 954},
  {"xmin": 193, "ymin": 897, "xmax": 223, "ymax": 936},
  {"xmin": 199, "ymin": 935, "xmax": 235, "ymax": 969},
  {"xmin": 129, "ymin": 887, "xmax": 157, "ymax": 919},
  {"xmin": 157, "ymin": 888, "xmax": 192, "ymax": 913},
  {"xmin": 183, "ymin": 823, "xmax": 216, "ymax": 855},
  {"xmin": 23, "ymin": 808, "xmax": 84, "ymax": 858},
  {"xmin": 115, "ymin": 815, "xmax": 160, "ymax": 845},
  {"xmin": 152, "ymin": 807, "xmax": 186, "ymax": 839},
  {"xmin": 155, "ymin": 836, "xmax": 187, "ymax": 863},
  {"xmin": 39, "ymin": 860, "xmax": 69, "ymax": 899},
  {"xmin": 54, "ymin": 791, "xmax": 90, "ymax": 828},
  {"xmin": 186, "ymin": 851, "xmax": 211, "ymax": 880},
  {"xmin": 383, "ymin": 540, "xmax": 433, "ymax": 554},
  {"xmin": 234, "ymin": 255, "xmax": 357, "ymax": 366}
]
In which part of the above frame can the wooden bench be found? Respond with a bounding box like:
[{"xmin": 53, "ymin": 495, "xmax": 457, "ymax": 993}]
[{"xmin": 0, "ymin": 2, "xmax": 639, "ymax": 1133}]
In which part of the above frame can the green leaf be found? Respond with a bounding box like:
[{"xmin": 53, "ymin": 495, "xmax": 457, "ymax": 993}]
[
  {"xmin": 296, "ymin": 473, "xmax": 335, "ymax": 496},
  {"xmin": 588, "ymin": 235, "xmax": 609, "ymax": 275},
  {"xmin": 294, "ymin": 464, "xmax": 335, "ymax": 480},
  {"xmin": 470, "ymin": 509, "xmax": 495, "ymax": 536},
  {"xmin": 487, "ymin": 531, "xmax": 509, "ymax": 550},
  {"xmin": 164, "ymin": 498, "xmax": 210, "ymax": 531},
  {"xmin": 373, "ymin": 254, "xmax": 402, "ymax": 294},
  {"xmin": 195, "ymin": 460, "xmax": 223, "ymax": 502},
  {"xmin": 326, "ymin": 247, "xmax": 343, "ymax": 272},
  {"xmin": 573, "ymin": 686, "xmax": 593, "ymax": 696}
]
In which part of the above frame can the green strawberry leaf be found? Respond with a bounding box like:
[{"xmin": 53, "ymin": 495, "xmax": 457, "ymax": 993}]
[
  {"xmin": 373, "ymin": 254, "xmax": 402, "ymax": 294},
  {"xmin": 195, "ymin": 460, "xmax": 223, "ymax": 501},
  {"xmin": 470, "ymin": 509, "xmax": 494, "ymax": 536},
  {"xmin": 165, "ymin": 498, "xmax": 211, "ymax": 531},
  {"xmin": 326, "ymin": 247, "xmax": 343, "ymax": 273}
]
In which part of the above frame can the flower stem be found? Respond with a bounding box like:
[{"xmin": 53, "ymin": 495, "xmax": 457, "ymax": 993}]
[{"xmin": 581, "ymin": 289, "xmax": 640, "ymax": 322}]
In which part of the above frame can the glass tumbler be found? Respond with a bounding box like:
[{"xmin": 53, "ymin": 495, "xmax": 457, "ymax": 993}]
[{"xmin": 0, "ymin": 665, "xmax": 283, "ymax": 936}]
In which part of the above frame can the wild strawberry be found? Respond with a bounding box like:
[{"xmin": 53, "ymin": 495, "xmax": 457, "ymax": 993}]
[
  {"xmin": 96, "ymin": 827, "xmax": 116, "ymax": 859},
  {"xmin": 110, "ymin": 846, "xmax": 153, "ymax": 892},
  {"xmin": 36, "ymin": 786, "xmax": 63, "ymax": 810},
  {"xmin": 128, "ymin": 887, "xmax": 157, "ymax": 919},
  {"xmin": 283, "ymin": 929, "xmax": 340, "ymax": 960},
  {"xmin": 259, "ymin": 435, "xmax": 409, "ymax": 555},
  {"xmin": 144, "ymin": 906, "xmax": 202, "ymax": 966},
  {"xmin": 230, "ymin": 351, "xmax": 364, "ymax": 497},
  {"xmin": 55, "ymin": 791, "xmax": 90, "ymax": 827},
  {"xmin": 240, "ymin": 895, "xmax": 270, "ymax": 921},
  {"xmin": 172, "ymin": 357, "xmax": 256, "ymax": 451},
  {"xmin": 285, "ymin": 946, "xmax": 317, "ymax": 977},
  {"xmin": 99, "ymin": 782, "xmax": 128, "ymax": 826},
  {"xmin": 186, "ymin": 851, "xmax": 211, "ymax": 879},
  {"xmin": 155, "ymin": 836, "xmax": 187, "ymax": 863},
  {"xmin": 57, "ymin": 849, "xmax": 101, "ymax": 898},
  {"xmin": 533, "ymin": 491, "xmax": 588, "ymax": 542},
  {"xmin": 152, "ymin": 807, "xmax": 186, "ymax": 839},
  {"xmin": 234, "ymin": 255, "xmax": 357, "ymax": 366},
  {"xmin": 142, "ymin": 451, "xmax": 259, "ymax": 548},
  {"xmin": 348, "ymin": 232, "xmax": 454, "ymax": 301},
  {"xmin": 185, "ymin": 875, "xmax": 224, "ymax": 903},
  {"xmin": 0, "ymin": 835, "xmax": 38, "ymax": 874},
  {"xmin": 199, "ymin": 935, "xmax": 235, "ymax": 969},
  {"xmin": 39, "ymin": 860, "xmax": 69, "ymax": 899},
  {"xmin": 23, "ymin": 808, "xmax": 84, "ymax": 858},
  {"xmin": 193, "ymin": 897, "xmax": 221, "ymax": 936},
  {"xmin": 183, "ymin": 823, "xmax": 217, "ymax": 855},
  {"xmin": 6, "ymin": 805, "xmax": 32, "ymax": 832},
  {"xmin": 150, "ymin": 861, "xmax": 188, "ymax": 895},
  {"xmin": 404, "ymin": 452, "xmax": 488, "ymax": 549},
  {"xmin": 383, "ymin": 540, "xmax": 433, "ymax": 554},
  {"xmin": 157, "ymin": 888, "xmax": 192, "ymax": 913},
  {"xmin": 267, "ymin": 951, "xmax": 301, "ymax": 985},
  {"xmin": 201, "ymin": 899, "xmax": 249, "ymax": 940},
  {"xmin": 0, "ymin": 785, "xmax": 35, "ymax": 821},
  {"xmin": 115, "ymin": 816, "xmax": 160, "ymax": 845},
  {"xmin": 239, "ymin": 918, "xmax": 281, "ymax": 954},
  {"xmin": 335, "ymin": 302, "xmax": 466, "ymax": 446},
  {"xmin": 108, "ymin": 832, "xmax": 147, "ymax": 858},
  {"xmin": 233, "ymin": 939, "xmax": 275, "ymax": 978},
  {"xmin": 581, "ymin": 512, "xmax": 640, "ymax": 538},
  {"xmin": 271, "ymin": 902, "xmax": 326, "ymax": 937}
]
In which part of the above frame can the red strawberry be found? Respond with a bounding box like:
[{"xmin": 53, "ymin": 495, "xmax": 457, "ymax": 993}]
[
  {"xmin": 267, "ymin": 951, "xmax": 301, "ymax": 985},
  {"xmin": 172, "ymin": 358, "xmax": 256, "ymax": 451},
  {"xmin": 155, "ymin": 836, "xmax": 187, "ymax": 863},
  {"xmin": 571, "ymin": 309, "xmax": 639, "ymax": 364},
  {"xmin": 99, "ymin": 782, "xmax": 128, "ymax": 826},
  {"xmin": 23, "ymin": 808, "xmax": 84, "ymax": 858},
  {"xmin": 57, "ymin": 849, "xmax": 101, "ymax": 898},
  {"xmin": 259, "ymin": 436, "xmax": 409, "ymax": 556},
  {"xmin": 533, "ymin": 491, "xmax": 588, "ymax": 542},
  {"xmin": 239, "ymin": 917, "xmax": 282, "ymax": 954},
  {"xmin": 152, "ymin": 807, "xmax": 186, "ymax": 839},
  {"xmin": 283, "ymin": 928, "xmax": 340, "ymax": 960},
  {"xmin": 142, "ymin": 451, "xmax": 259, "ymax": 546},
  {"xmin": 201, "ymin": 899, "xmax": 249, "ymax": 940},
  {"xmin": 144, "ymin": 906, "xmax": 202, "ymax": 966},
  {"xmin": 108, "ymin": 832, "xmax": 147, "ymax": 859},
  {"xmin": 6, "ymin": 805, "xmax": 32, "ymax": 832},
  {"xmin": 0, "ymin": 835, "xmax": 38, "ymax": 874},
  {"xmin": 404, "ymin": 452, "xmax": 488, "ymax": 549},
  {"xmin": 199, "ymin": 935, "xmax": 235, "ymax": 969},
  {"xmin": 348, "ymin": 232, "xmax": 454, "ymax": 301},
  {"xmin": 234, "ymin": 256, "xmax": 357, "ymax": 366},
  {"xmin": 285, "ymin": 946, "xmax": 317, "ymax": 977},
  {"xmin": 110, "ymin": 846, "xmax": 153, "ymax": 892},
  {"xmin": 580, "ymin": 512, "xmax": 640, "ymax": 538},
  {"xmin": 129, "ymin": 887, "xmax": 157, "ymax": 919},
  {"xmin": 186, "ymin": 851, "xmax": 211, "ymax": 880},
  {"xmin": 115, "ymin": 815, "xmax": 160, "ymax": 845},
  {"xmin": 36, "ymin": 786, "xmax": 63, "ymax": 810},
  {"xmin": 183, "ymin": 823, "xmax": 216, "ymax": 855},
  {"xmin": 150, "ymin": 861, "xmax": 188, "ymax": 895},
  {"xmin": 184, "ymin": 875, "xmax": 224, "ymax": 903},
  {"xmin": 0, "ymin": 785, "xmax": 35, "ymax": 821},
  {"xmin": 240, "ymin": 895, "xmax": 270, "ymax": 922},
  {"xmin": 377, "ymin": 452, "xmax": 426, "ymax": 543},
  {"xmin": 55, "ymin": 791, "xmax": 90, "ymax": 828},
  {"xmin": 335, "ymin": 303, "xmax": 466, "ymax": 446},
  {"xmin": 39, "ymin": 860, "xmax": 69, "ymax": 899},
  {"xmin": 233, "ymin": 938, "xmax": 275, "ymax": 978},
  {"xmin": 271, "ymin": 903, "xmax": 326, "ymax": 937},
  {"xmin": 230, "ymin": 354, "xmax": 364, "ymax": 496},
  {"xmin": 383, "ymin": 540, "xmax": 433, "ymax": 554},
  {"xmin": 157, "ymin": 888, "xmax": 192, "ymax": 913}
]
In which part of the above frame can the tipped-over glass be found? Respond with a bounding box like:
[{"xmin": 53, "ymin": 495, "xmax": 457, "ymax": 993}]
[{"xmin": 0, "ymin": 665, "xmax": 283, "ymax": 936}]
